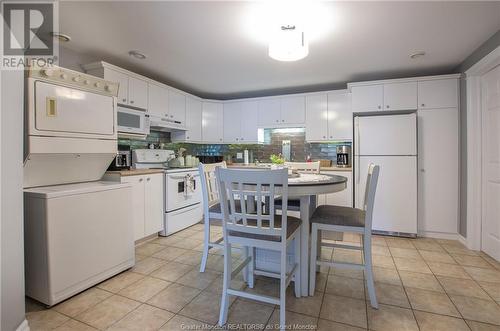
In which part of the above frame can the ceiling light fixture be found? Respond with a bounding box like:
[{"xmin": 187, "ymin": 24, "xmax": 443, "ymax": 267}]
[
  {"xmin": 410, "ymin": 51, "xmax": 426, "ymax": 59},
  {"xmin": 128, "ymin": 50, "xmax": 146, "ymax": 60},
  {"xmin": 268, "ymin": 24, "xmax": 309, "ymax": 62},
  {"xmin": 50, "ymin": 32, "xmax": 71, "ymax": 42}
]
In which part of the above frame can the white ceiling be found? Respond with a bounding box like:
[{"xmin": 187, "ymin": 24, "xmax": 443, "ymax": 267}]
[{"xmin": 59, "ymin": 1, "xmax": 500, "ymax": 99}]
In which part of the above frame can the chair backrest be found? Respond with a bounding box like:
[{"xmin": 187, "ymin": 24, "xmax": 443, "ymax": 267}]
[
  {"xmin": 216, "ymin": 167, "xmax": 289, "ymax": 242},
  {"xmin": 363, "ymin": 164, "xmax": 380, "ymax": 232},
  {"xmin": 198, "ymin": 161, "xmax": 227, "ymax": 214},
  {"xmin": 284, "ymin": 161, "xmax": 320, "ymax": 174}
]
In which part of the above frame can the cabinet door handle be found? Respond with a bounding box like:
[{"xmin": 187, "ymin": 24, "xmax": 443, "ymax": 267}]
[
  {"xmin": 122, "ymin": 98, "xmax": 126, "ymax": 102},
  {"xmin": 139, "ymin": 178, "xmax": 143, "ymax": 182},
  {"xmin": 421, "ymin": 103, "xmax": 425, "ymax": 107},
  {"xmin": 241, "ymin": 138, "xmax": 244, "ymax": 140},
  {"xmin": 276, "ymin": 119, "xmax": 279, "ymax": 122},
  {"xmin": 378, "ymin": 105, "xmax": 381, "ymax": 109},
  {"xmin": 186, "ymin": 136, "xmax": 190, "ymax": 139},
  {"xmin": 236, "ymin": 138, "xmax": 239, "ymax": 141},
  {"xmin": 130, "ymin": 100, "xmax": 134, "ymax": 104},
  {"xmin": 147, "ymin": 177, "xmax": 151, "ymax": 181},
  {"xmin": 282, "ymin": 119, "xmax": 284, "ymax": 122},
  {"xmin": 386, "ymin": 105, "xmax": 390, "ymax": 108}
]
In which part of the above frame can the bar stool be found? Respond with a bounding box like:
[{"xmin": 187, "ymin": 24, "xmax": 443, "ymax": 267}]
[
  {"xmin": 216, "ymin": 167, "xmax": 301, "ymax": 331},
  {"xmin": 309, "ymin": 164, "xmax": 380, "ymax": 308}
]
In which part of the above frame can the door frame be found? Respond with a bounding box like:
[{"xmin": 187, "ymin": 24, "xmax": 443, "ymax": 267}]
[{"xmin": 465, "ymin": 45, "xmax": 500, "ymax": 251}]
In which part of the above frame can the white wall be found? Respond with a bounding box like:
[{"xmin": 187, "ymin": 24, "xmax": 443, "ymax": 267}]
[{"xmin": 1, "ymin": 69, "xmax": 27, "ymax": 330}]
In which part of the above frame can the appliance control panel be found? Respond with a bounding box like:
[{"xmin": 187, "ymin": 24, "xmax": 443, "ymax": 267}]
[{"xmin": 29, "ymin": 64, "xmax": 119, "ymax": 97}]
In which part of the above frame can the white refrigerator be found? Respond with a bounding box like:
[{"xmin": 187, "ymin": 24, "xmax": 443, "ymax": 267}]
[{"xmin": 354, "ymin": 113, "xmax": 418, "ymax": 236}]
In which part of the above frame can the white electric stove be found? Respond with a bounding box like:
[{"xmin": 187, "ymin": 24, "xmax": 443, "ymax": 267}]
[{"xmin": 131, "ymin": 149, "xmax": 202, "ymax": 236}]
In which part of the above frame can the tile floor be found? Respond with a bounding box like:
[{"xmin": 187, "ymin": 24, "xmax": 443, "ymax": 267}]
[{"xmin": 26, "ymin": 223, "xmax": 500, "ymax": 330}]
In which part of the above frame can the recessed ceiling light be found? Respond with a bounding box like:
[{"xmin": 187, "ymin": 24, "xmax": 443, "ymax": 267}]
[
  {"xmin": 410, "ymin": 51, "xmax": 426, "ymax": 59},
  {"xmin": 128, "ymin": 50, "xmax": 146, "ymax": 60},
  {"xmin": 50, "ymin": 32, "xmax": 71, "ymax": 42}
]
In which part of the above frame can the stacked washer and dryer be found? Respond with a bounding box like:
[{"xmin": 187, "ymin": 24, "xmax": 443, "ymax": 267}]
[{"xmin": 23, "ymin": 65, "xmax": 135, "ymax": 306}]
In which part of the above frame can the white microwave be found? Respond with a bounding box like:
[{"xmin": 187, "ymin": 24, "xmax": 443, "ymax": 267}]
[{"xmin": 117, "ymin": 106, "xmax": 150, "ymax": 136}]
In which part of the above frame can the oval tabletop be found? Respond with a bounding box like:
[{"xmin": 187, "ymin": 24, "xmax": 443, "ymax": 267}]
[{"xmin": 287, "ymin": 173, "xmax": 347, "ymax": 196}]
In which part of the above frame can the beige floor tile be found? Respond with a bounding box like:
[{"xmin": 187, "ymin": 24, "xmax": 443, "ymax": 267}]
[
  {"xmin": 385, "ymin": 238, "xmax": 415, "ymax": 249},
  {"xmin": 243, "ymin": 279, "xmax": 280, "ymax": 301},
  {"xmin": 53, "ymin": 319, "xmax": 97, "ymax": 330},
  {"xmin": 135, "ymin": 253, "xmax": 147, "ymax": 262},
  {"xmin": 131, "ymin": 257, "xmax": 167, "ymax": 275},
  {"xmin": 153, "ymin": 246, "xmax": 189, "ymax": 261},
  {"xmin": 371, "ymin": 236, "xmax": 387, "ymax": 247},
  {"xmin": 180, "ymin": 291, "xmax": 235, "ymax": 325},
  {"xmin": 372, "ymin": 267, "xmax": 401, "ymax": 286},
  {"xmin": 147, "ymin": 283, "xmax": 201, "ymax": 313},
  {"xmin": 464, "ymin": 266, "xmax": 500, "ymax": 283},
  {"xmin": 75, "ymin": 295, "xmax": 140, "ymax": 330},
  {"xmin": 372, "ymin": 245, "xmax": 391, "ymax": 256},
  {"xmin": 160, "ymin": 315, "xmax": 213, "ymax": 331},
  {"xmin": 394, "ymin": 257, "xmax": 432, "ymax": 274},
  {"xmin": 320, "ymin": 294, "xmax": 367, "ymax": 328},
  {"xmin": 372, "ymin": 255, "xmax": 396, "ymax": 269},
  {"xmin": 414, "ymin": 311, "xmax": 470, "ymax": 331},
  {"xmin": 406, "ymin": 287, "xmax": 460, "ymax": 317},
  {"xmin": 26, "ymin": 310, "xmax": 70, "ymax": 330},
  {"xmin": 53, "ymin": 288, "xmax": 113, "ymax": 317},
  {"xmin": 435, "ymin": 239, "xmax": 464, "ymax": 247},
  {"xmin": 453, "ymin": 254, "xmax": 494, "ymax": 269},
  {"xmin": 333, "ymin": 249, "xmax": 363, "ymax": 264},
  {"xmin": 150, "ymin": 261, "xmax": 193, "ymax": 282},
  {"xmin": 174, "ymin": 250, "xmax": 203, "ymax": 266},
  {"xmin": 174, "ymin": 228, "xmax": 199, "ymax": 238},
  {"xmin": 419, "ymin": 250, "xmax": 456, "ymax": 264},
  {"xmin": 118, "ymin": 276, "xmax": 170, "ymax": 302},
  {"xmin": 317, "ymin": 319, "xmax": 366, "ymax": 331},
  {"xmin": 227, "ymin": 299, "xmax": 274, "ymax": 330},
  {"xmin": 370, "ymin": 283, "xmax": 410, "ymax": 308},
  {"xmin": 438, "ymin": 276, "xmax": 491, "ymax": 299},
  {"xmin": 450, "ymin": 295, "xmax": 500, "ymax": 325},
  {"xmin": 200, "ymin": 254, "xmax": 226, "ymax": 272},
  {"xmin": 314, "ymin": 273, "xmax": 328, "ymax": 292},
  {"xmin": 190, "ymin": 223, "xmax": 205, "ymax": 231},
  {"xmin": 442, "ymin": 244, "xmax": 480, "ymax": 256},
  {"xmin": 330, "ymin": 267, "xmax": 364, "ymax": 280},
  {"xmin": 367, "ymin": 304, "xmax": 418, "ymax": 331},
  {"xmin": 478, "ymin": 281, "xmax": 500, "ymax": 303},
  {"xmin": 389, "ymin": 247, "xmax": 422, "ymax": 259},
  {"xmin": 466, "ymin": 320, "xmax": 500, "ymax": 331},
  {"xmin": 107, "ymin": 304, "xmax": 174, "ymax": 331},
  {"xmin": 190, "ymin": 231, "xmax": 207, "ymax": 241},
  {"xmin": 203, "ymin": 275, "xmax": 246, "ymax": 296},
  {"xmin": 427, "ymin": 262, "xmax": 471, "ymax": 279},
  {"xmin": 170, "ymin": 239, "xmax": 204, "ymax": 250},
  {"xmin": 152, "ymin": 235, "xmax": 182, "ymax": 247},
  {"xmin": 266, "ymin": 310, "xmax": 317, "ymax": 330},
  {"xmin": 399, "ymin": 271, "xmax": 444, "ymax": 292},
  {"xmin": 97, "ymin": 271, "xmax": 144, "ymax": 293},
  {"xmin": 135, "ymin": 243, "xmax": 165, "ymax": 256},
  {"xmin": 414, "ymin": 241, "xmax": 446, "ymax": 252},
  {"xmin": 176, "ymin": 268, "xmax": 221, "ymax": 290},
  {"xmin": 326, "ymin": 275, "xmax": 365, "ymax": 299},
  {"xmin": 285, "ymin": 289, "xmax": 323, "ymax": 317}
]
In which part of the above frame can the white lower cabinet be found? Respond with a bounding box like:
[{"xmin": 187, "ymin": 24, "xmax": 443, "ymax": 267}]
[
  {"xmin": 417, "ymin": 108, "xmax": 459, "ymax": 235},
  {"xmin": 105, "ymin": 173, "xmax": 164, "ymax": 241},
  {"xmin": 318, "ymin": 171, "xmax": 353, "ymax": 207}
]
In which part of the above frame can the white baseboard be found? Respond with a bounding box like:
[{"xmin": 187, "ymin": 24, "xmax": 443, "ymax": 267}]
[
  {"xmin": 418, "ymin": 231, "xmax": 461, "ymax": 240},
  {"xmin": 16, "ymin": 319, "xmax": 30, "ymax": 331},
  {"xmin": 457, "ymin": 234, "xmax": 469, "ymax": 248}
]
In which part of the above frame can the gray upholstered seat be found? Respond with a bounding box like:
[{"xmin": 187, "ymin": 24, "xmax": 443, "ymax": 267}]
[
  {"xmin": 229, "ymin": 215, "xmax": 301, "ymax": 242},
  {"xmin": 274, "ymin": 198, "xmax": 300, "ymax": 209},
  {"xmin": 311, "ymin": 205, "xmax": 365, "ymax": 228}
]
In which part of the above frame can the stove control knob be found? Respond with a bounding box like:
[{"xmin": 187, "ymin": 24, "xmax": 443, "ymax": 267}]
[
  {"xmin": 105, "ymin": 84, "xmax": 114, "ymax": 92},
  {"xmin": 41, "ymin": 69, "xmax": 53, "ymax": 77},
  {"xmin": 94, "ymin": 82, "xmax": 101, "ymax": 88},
  {"xmin": 83, "ymin": 79, "xmax": 90, "ymax": 85},
  {"xmin": 73, "ymin": 76, "xmax": 80, "ymax": 82},
  {"xmin": 60, "ymin": 73, "xmax": 67, "ymax": 80}
]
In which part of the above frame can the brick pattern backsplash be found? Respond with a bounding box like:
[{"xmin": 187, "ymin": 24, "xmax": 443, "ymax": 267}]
[{"xmin": 118, "ymin": 128, "xmax": 351, "ymax": 164}]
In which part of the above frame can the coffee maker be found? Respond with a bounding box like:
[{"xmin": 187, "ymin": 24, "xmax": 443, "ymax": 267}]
[{"xmin": 336, "ymin": 145, "xmax": 351, "ymax": 168}]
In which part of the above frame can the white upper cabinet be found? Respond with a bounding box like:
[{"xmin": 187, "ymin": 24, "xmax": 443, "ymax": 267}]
[
  {"xmin": 223, "ymin": 102, "xmax": 242, "ymax": 143},
  {"xmin": 383, "ymin": 82, "xmax": 417, "ymax": 110},
  {"xmin": 103, "ymin": 68, "xmax": 129, "ymax": 105},
  {"xmin": 281, "ymin": 96, "xmax": 305, "ymax": 124},
  {"xmin": 258, "ymin": 98, "xmax": 281, "ymax": 126},
  {"xmin": 148, "ymin": 83, "xmax": 169, "ymax": 118},
  {"xmin": 185, "ymin": 97, "xmax": 202, "ymax": 142},
  {"xmin": 351, "ymin": 85, "xmax": 384, "ymax": 112},
  {"xmin": 305, "ymin": 94, "xmax": 329, "ymax": 141},
  {"xmin": 327, "ymin": 91, "xmax": 352, "ymax": 140},
  {"xmin": 418, "ymin": 79, "xmax": 458, "ymax": 109},
  {"xmin": 202, "ymin": 102, "xmax": 224, "ymax": 143},
  {"xmin": 168, "ymin": 90, "xmax": 186, "ymax": 124},
  {"xmin": 127, "ymin": 77, "xmax": 148, "ymax": 109},
  {"xmin": 240, "ymin": 100, "xmax": 259, "ymax": 143}
]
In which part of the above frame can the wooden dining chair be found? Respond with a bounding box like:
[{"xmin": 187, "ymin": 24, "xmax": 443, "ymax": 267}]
[
  {"xmin": 216, "ymin": 167, "xmax": 301, "ymax": 331},
  {"xmin": 309, "ymin": 164, "xmax": 380, "ymax": 309},
  {"xmin": 276, "ymin": 161, "xmax": 321, "ymax": 212}
]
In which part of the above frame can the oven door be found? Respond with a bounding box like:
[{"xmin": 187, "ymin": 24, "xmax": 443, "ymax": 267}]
[
  {"xmin": 165, "ymin": 172, "xmax": 202, "ymax": 212},
  {"xmin": 117, "ymin": 107, "xmax": 150, "ymax": 135}
]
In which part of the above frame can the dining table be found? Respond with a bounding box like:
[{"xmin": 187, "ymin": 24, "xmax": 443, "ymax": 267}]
[{"xmin": 229, "ymin": 166, "xmax": 348, "ymax": 296}]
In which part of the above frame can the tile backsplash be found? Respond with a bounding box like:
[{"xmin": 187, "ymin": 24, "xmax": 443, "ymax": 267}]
[{"xmin": 118, "ymin": 128, "xmax": 351, "ymax": 164}]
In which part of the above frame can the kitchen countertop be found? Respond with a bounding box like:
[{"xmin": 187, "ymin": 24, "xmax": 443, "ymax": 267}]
[
  {"xmin": 227, "ymin": 164, "xmax": 352, "ymax": 172},
  {"xmin": 106, "ymin": 169, "xmax": 165, "ymax": 176}
]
